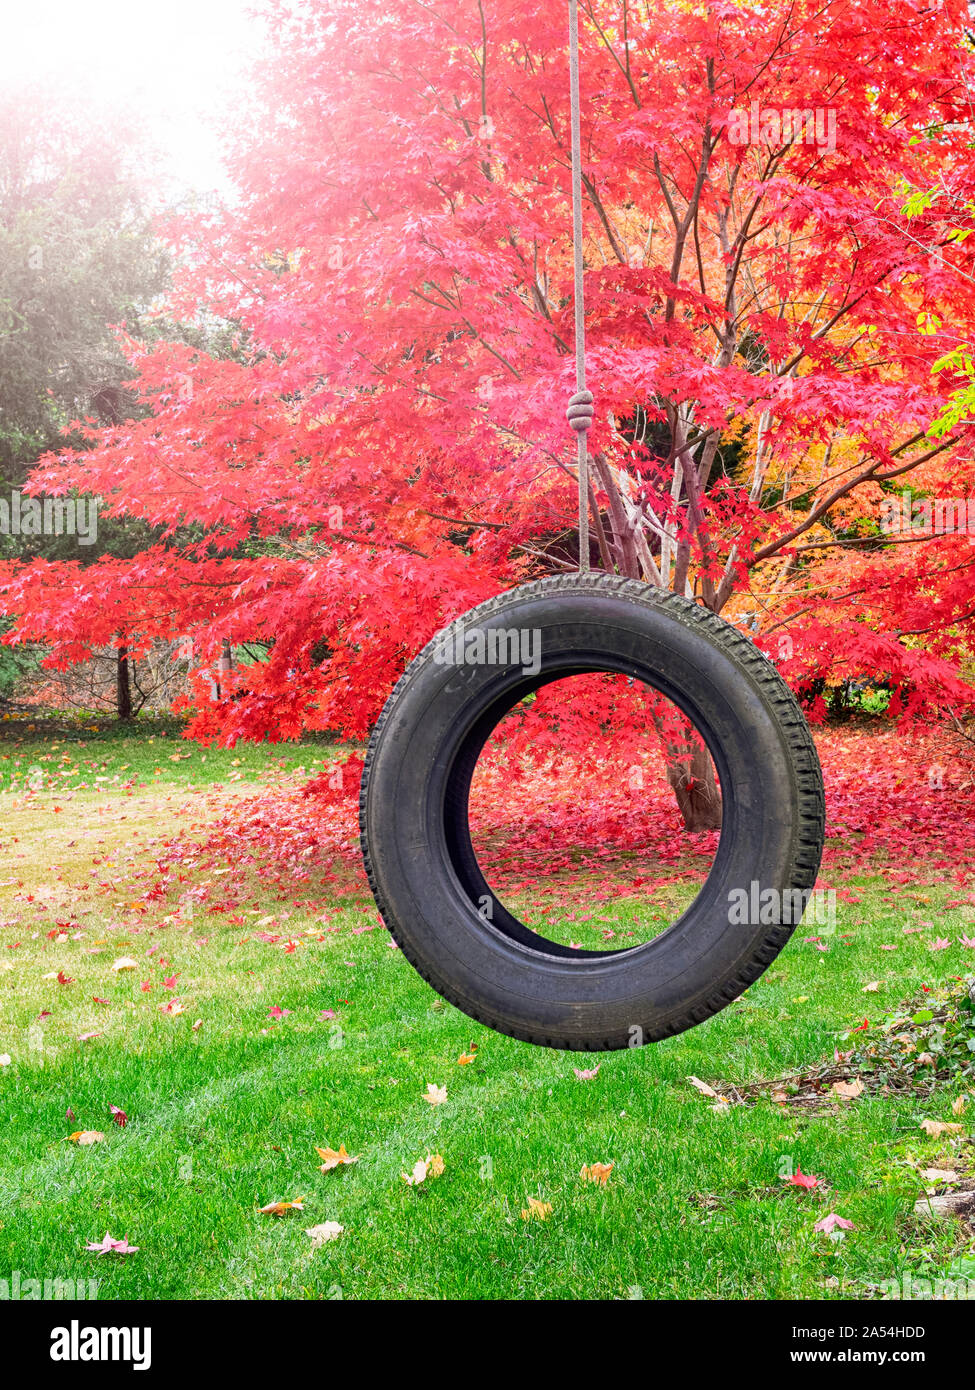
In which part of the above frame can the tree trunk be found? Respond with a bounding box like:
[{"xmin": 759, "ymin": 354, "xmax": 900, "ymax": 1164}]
[
  {"xmin": 215, "ymin": 639, "xmax": 232, "ymax": 699},
  {"xmin": 663, "ymin": 736, "xmax": 722, "ymax": 832},
  {"xmin": 583, "ymin": 454, "xmax": 723, "ymax": 832},
  {"xmin": 117, "ymin": 646, "xmax": 133, "ymax": 721}
]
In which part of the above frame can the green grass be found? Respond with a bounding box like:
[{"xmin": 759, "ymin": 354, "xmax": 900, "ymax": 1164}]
[
  {"xmin": 0, "ymin": 720, "xmax": 973, "ymax": 1300},
  {"xmin": 0, "ymin": 710, "xmax": 340, "ymax": 793}
]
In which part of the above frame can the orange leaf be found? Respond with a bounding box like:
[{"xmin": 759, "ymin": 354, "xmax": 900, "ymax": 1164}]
[
  {"xmin": 580, "ymin": 1161, "xmax": 614, "ymax": 1186},
  {"xmin": 258, "ymin": 1197, "xmax": 305, "ymax": 1216},
  {"xmin": 520, "ymin": 1196, "xmax": 553, "ymax": 1221},
  {"xmin": 316, "ymin": 1143, "xmax": 359, "ymax": 1171},
  {"xmin": 920, "ymin": 1119, "xmax": 963, "ymax": 1137}
]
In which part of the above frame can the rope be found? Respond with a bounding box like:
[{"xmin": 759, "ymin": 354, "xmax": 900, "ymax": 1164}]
[{"xmin": 566, "ymin": 0, "xmax": 593, "ymax": 572}]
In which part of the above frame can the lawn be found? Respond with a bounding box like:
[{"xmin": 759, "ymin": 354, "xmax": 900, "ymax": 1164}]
[{"xmin": 0, "ymin": 718, "xmax": 973, "ymax": 1301}]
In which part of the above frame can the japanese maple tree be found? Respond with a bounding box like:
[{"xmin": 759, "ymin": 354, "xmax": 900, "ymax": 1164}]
[{"xmin": 4, "ymin": 0, "xmax": 975, "ymax": 830}]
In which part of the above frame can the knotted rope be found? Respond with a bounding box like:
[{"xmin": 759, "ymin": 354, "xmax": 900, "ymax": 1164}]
[{"xmin": 566, "ymin": 0, "xmax": 593, "ymax": 572}]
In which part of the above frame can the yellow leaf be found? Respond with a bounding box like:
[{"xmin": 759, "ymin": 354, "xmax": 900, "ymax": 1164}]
[
  {"xmin": 951, "ymin": 1096, "xmax": 968, "ymax": 1116},
  {"xmin": 111, "ymin": 956, "xmax": 138, "ymax": 972},
  {"xmin": 456, "ymin": 1053, "xmax": 477, "ymax": 1066},
  {"xmin": 422, "ymin": 1082, "xmax": 447, "ymax": 1106}
]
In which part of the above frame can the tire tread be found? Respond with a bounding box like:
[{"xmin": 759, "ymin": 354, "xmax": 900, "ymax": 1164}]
[{"xmin": 359, "ymin": 574, "xmax": 825, "ymax": 1050}]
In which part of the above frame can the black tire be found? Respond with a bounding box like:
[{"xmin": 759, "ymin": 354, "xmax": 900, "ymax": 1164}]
[{"xmin": 359, "ymin": 574, "xmax": 825, "ymax": 1050}]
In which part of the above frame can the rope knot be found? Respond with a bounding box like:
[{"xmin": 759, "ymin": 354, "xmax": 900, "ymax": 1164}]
[{"xmin": 567, "ymin": 389, "xmax": 594, "ymax": 433}]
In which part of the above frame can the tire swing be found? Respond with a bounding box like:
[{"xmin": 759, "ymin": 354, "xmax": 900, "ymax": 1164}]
[{"xmin": 359, "ymin": 2, "xmax": 825, "ymax": 1051}]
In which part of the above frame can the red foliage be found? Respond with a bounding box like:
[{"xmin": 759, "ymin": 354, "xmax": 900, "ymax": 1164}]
[
  {"xmin": 2, "ymin": 0, "xmax": 975, "ymax": 746},
  {"xmin": 1, "ymin": 0, "xmax": 974, "ymax": 878},
  {"xmin": 170, "ymin": 729, "xmax": 975, "ymax": 911}
]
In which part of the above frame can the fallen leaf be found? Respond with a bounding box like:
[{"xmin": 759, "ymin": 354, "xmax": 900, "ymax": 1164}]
[
  {"xmin": 813, "ymin": 1213, "xmax": 856, "ymax": 1234},
  {"xmin": 921, "ymin": 1168, "xmax": 959, "ymax": 1183},
  {"xmin": 422, "ymin": 1082, "xmax": 447, "ymax": 1106},
  {"xmin": 316, "ymin": 1143, "xmax": 359, "ymax": 1171},
  {"xmin": 783, "ymin": 1166, "xmax": 820, "ymax": 1189},
  {"xmin": 687, "ymin": 1075, "xmax": 719, "ymax": 1099},
  {"xmin": 258, "ymin": 1197, "xmax": 305, "ymax": 1216},
  {"xmin": 305, "ymin": 1222, "xmax": 343, "ymax": 1247},
  {"xmin": 85, "ymin": 1232, "xmax": 139, "ymax": 1256},
  {"xmin": 69, "ymin": 1130, "xmax": 104, "ymax": 1145},
  {"xmin": 573, "ymin": 1065, "xmax": 600, "ymax": 1081},
  {"xmin": 580, "ymin": 1162, "xmax": 614, "ymax": 1186},
  {"xmin": 401, "ymin": 1154, "xmax": 445, "ymax": 1186},
  {"xmin": 920, "ymin": 1119, "xmax": 964, "ymax": 1137},
  {"xmin": 520, "ymin": 1196, "xmax": 552, "ymax": 1221},
  {"xmin": 402, "ymin": 1158, "xmax": 429, "ymax": 1186},
  {"xmin": 111, "ymin": 957, "xmax": 138, "ymax": 972},
  {"xmin": 832, "ymin": 1079, "xmax": 865, "ymax": 1099}
]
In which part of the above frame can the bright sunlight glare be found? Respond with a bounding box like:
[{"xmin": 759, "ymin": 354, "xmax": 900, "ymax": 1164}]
[{"xmin": 0, "ymin": 0, "xmax": 269, "ymax": 198}]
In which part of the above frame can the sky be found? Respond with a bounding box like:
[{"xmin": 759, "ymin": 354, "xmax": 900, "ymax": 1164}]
[{"xmin": 0, "ymin": 0, "xmax": 271, "ymax": 200}]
